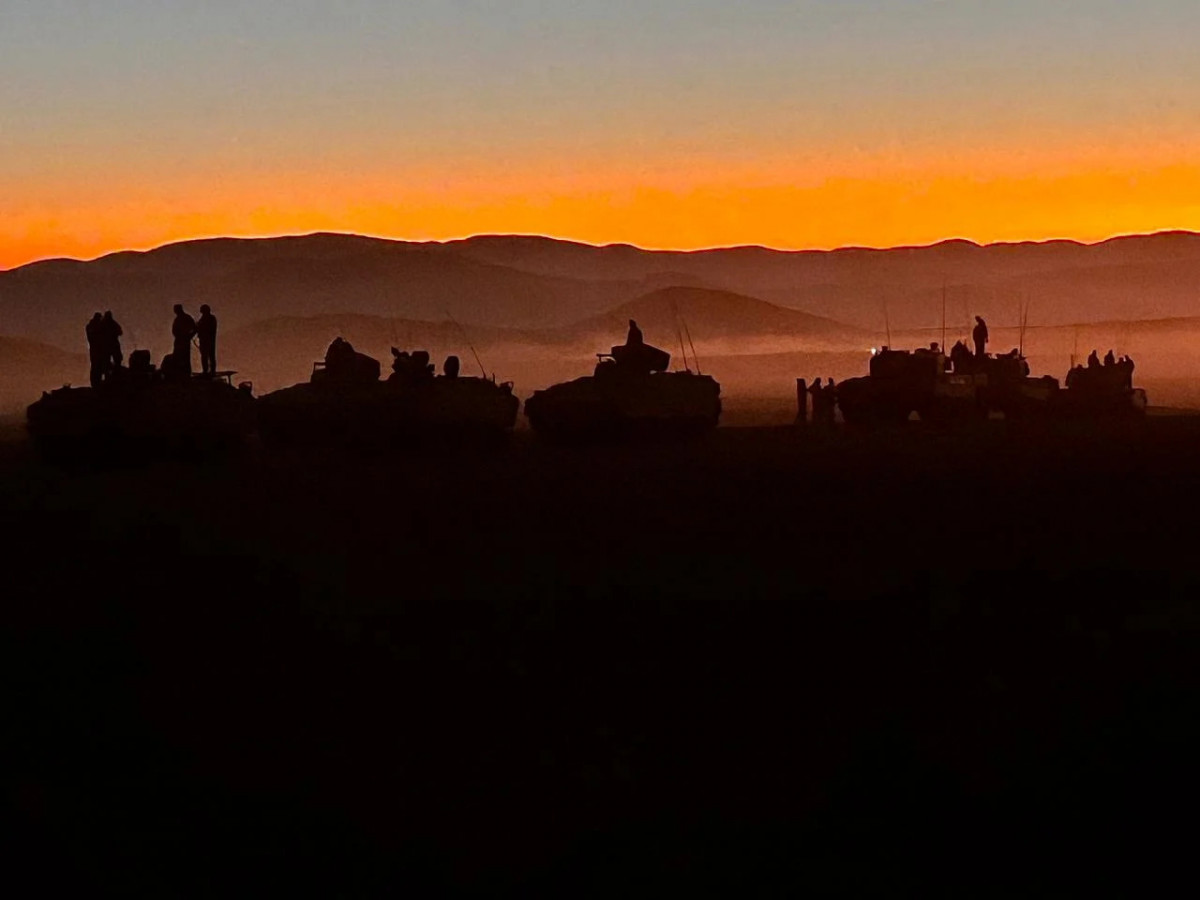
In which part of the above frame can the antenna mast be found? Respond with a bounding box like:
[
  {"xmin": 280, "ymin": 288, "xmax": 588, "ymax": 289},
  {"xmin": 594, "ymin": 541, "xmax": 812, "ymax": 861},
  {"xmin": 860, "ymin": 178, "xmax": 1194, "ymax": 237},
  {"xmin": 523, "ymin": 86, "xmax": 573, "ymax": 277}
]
[
  {"xmin": 682, "ymin": 317, "xmax": 701, "ymax": 375},
  {"xmin": 884, "ymin": 298, "xmax": 893, "ymax": 348},
  {"xmin": 1019, "ymin": 292, "xmax": 1030, "ymax": 358},
  {"xmin": 444, "ymin": 309, "xmax": 488, "ymax": 380},
  {"xmin": 671, "ymin": 298, "xmax": 689, "ymax": 372},
  {"xmin": 941, "ymin": 283, "xmax": 947, "ymax": 351}
]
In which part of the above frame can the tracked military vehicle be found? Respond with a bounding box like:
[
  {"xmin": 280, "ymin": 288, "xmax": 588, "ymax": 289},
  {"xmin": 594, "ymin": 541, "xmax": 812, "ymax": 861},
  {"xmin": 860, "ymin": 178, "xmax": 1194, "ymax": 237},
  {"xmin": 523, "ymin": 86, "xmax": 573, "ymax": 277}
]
[
  {"xmin": 834, "ymin": 343, "xmax": 1059, "ymax": 427},
  {"xmin": 256, "ymin": 338, "xmax": 519, "ymax": 447},
  {"xmin": 26, "ymin": 349, "xmax": 257, "ymax": 460},
  {"xmin": 523, "ymin": 324, "xmax": 721, "ymax": 440},
  {"xmin": 829, "ymin": 342, "xmax": 1145, "ymax": 428}
]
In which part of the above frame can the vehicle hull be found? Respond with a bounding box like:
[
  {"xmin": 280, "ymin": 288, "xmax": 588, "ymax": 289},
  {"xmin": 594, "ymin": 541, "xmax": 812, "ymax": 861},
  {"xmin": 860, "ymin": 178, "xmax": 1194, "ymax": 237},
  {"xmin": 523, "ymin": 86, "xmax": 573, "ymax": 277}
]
[{"xmin": 524, "ymin": 371, "xmax": 722, "ymax": 442}]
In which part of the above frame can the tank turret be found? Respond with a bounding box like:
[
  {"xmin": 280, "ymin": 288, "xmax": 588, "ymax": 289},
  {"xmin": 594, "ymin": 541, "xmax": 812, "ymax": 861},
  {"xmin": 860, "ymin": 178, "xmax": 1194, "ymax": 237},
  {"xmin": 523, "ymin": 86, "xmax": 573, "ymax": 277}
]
[
  {"xmin": 524, "ymin": 325, "xmax": 721, "ymax": 440},
  {"xmin": 312, "ymin": 337, "xmax": 381, "ymax": 386},
  {"xmin": 256, "ymin": 338, "xmax": 519, "ymax": 447}
]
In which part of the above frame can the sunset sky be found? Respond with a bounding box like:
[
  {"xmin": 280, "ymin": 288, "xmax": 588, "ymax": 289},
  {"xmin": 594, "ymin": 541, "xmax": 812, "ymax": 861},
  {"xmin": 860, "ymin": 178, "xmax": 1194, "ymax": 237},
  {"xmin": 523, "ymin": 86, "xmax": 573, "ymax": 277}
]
[{"xmin": 4, "ymin": 1, "xmax": 1200, "ymax": 269}]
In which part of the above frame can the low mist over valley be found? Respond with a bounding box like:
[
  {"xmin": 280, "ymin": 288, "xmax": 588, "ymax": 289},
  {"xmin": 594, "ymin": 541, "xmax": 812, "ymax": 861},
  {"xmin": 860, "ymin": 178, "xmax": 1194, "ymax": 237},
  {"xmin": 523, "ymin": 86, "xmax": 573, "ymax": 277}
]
[{"xmin": 5, "ymin": 231, "xmax": 1200, "ymax": 414}]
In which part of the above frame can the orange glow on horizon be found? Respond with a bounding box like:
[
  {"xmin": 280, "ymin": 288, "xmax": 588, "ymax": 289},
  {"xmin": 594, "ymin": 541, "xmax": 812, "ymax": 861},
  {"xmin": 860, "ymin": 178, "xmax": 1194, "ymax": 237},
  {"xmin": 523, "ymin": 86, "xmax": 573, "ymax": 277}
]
[{"xmin": 6, "ymin": 142, "xmax": 1200, "ymax": 269}]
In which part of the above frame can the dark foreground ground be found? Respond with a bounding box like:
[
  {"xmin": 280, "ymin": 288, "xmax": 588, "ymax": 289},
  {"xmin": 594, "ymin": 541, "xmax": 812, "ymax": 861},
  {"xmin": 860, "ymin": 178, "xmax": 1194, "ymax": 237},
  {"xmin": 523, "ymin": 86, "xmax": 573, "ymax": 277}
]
[{"xmin": 3, "ymin": 415, "xmax": 1200, "ymax": 895}]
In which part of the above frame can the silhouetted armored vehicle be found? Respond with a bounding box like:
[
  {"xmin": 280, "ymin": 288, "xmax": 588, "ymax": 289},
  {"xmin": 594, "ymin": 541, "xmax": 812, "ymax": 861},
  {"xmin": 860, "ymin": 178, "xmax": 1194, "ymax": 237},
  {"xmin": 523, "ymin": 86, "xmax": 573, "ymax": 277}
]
[
  {"xmin": 256, "ymin": 338, "xmax": 519, "ymax": 447},
  {"xmin": 26, "ymin": 350, "xmax": 256, "ymax": 460},
  {"xmin": 1058, "ymin": 359, "xmax": 1147, "ymax": 419},
  {"xmin": 523, "ymin": 327, "xmax": 721, "ymax": 440},
  {"xmin": 835, "ymin": 343, "xmax": 1058, "ymax": 427}
]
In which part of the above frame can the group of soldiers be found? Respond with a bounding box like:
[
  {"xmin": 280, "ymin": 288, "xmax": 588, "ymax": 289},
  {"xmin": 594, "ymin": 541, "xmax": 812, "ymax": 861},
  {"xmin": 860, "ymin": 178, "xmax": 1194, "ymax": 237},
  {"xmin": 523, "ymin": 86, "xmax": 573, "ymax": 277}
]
[
  {"xmin": 803, "ymin": 377, "xmax": 838, "ymax": 426},
  {"xmin": 87, "ymin": 304, "xmax": 219, "ymax": 385},
  {"xmin": 170, "ymin": 304, "xmax": 219, "ymax": 377},
  {"xmin": 84, "ymin": 311, "xmax": 125, "ymax": 387},
  {"xmin": 1068, "ymin": 349, "xmax": 1136, "ymax": 391},
  {"xmin": 940, "ymin": 316, "xmax": 994, "ymax": 372}
]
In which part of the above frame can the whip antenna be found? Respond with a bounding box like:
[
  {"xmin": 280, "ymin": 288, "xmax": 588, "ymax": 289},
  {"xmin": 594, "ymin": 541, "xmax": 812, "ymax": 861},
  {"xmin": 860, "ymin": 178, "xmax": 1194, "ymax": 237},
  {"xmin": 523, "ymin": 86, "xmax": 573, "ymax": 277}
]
[
  {"xmin": 1016, "ymin": 298, "xmax": 1022, "ymax": 357},
  {"xmin": 682, "ymin": 316, "xmax": 701, "ymax": 375},
  {"xmin": 941, "ymin": 283, "xmax": 947, "ymax": 352},
  {"xmin": 670, "ymin": 296, "xmax": 688, "ymax": 371},
  {"xmin": 1019, "ymin": 293, "xmax": 1030, "ymax": 358},
  {"xmin": 445, "ymin": 309, "xmax": 488, "ymax": 380}
]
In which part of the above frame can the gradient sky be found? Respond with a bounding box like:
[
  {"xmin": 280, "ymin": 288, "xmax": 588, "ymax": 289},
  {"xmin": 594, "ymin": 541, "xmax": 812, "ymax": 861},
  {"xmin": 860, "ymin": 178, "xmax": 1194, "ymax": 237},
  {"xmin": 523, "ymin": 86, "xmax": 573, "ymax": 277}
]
[{"xmin": 4, "ymin": 0, "xmax": 1200, "ymax": 268}]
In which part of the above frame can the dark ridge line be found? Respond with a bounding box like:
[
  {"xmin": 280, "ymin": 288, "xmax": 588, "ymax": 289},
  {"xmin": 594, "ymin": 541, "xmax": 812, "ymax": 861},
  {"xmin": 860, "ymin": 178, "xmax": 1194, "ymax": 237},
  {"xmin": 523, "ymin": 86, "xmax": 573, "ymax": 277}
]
[{"xmin": 6, "ymin": 229, "xmax": 1200, "ymax": 274}]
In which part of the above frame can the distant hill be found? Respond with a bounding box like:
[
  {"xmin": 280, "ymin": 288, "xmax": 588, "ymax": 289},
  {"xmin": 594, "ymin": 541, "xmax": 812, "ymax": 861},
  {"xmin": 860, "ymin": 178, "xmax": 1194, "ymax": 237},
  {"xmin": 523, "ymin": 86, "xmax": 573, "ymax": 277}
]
[
  {"xmin": 0, "ymin": 336, "xmax": 86, "ymax": 412},
  {"xmin": 0, "ymin": 234, "xmax": 659, "ymax": 355},
  {"xmin": 8, "ymin": 230, "xmax": 1200, "ymax": 359},
  {"xmin": 448, "ymin": 231, "xmax": 1200, "ymax": 329},
  {"xmin": 561, "ymin": 286, "xmax": 865, "ymax": 350}
]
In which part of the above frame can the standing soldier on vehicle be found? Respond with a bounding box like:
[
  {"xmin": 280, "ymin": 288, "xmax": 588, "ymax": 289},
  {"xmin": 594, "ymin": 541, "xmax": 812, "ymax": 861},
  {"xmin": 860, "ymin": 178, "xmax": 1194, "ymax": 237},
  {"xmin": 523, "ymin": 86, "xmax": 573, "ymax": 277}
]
[
  {"xmin": 973, "ymin": 316, "xmax": 989, "ymax": 359},
  {"xmin": 809, "ymin": 377, "xmax": 823, "ymax": 425},
  {"xmin": 171, "ymin": 304, "xmax": 197, "ymax": 375},
  {"xmin": 101, "ymin": 311, "xmax": 124, "ymax": 372},
  {"xmin": 823, "ymin": 378, "xmax": 838, "ymax": 426},
  {"xmin": 86, "ymin": 312, "xmax": 106, "ymax": 387},
  {"xmin": 197, "ymin": 304, "xmax": 218, "ymax": 376}
]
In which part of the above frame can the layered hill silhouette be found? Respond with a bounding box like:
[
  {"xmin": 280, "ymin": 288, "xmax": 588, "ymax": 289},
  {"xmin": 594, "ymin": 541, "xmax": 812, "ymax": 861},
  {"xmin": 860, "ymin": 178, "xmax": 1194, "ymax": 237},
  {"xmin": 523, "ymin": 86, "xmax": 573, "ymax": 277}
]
[
  {"xmin": 446, "ymin": 231, "xmax": 1200, "ymax": 328},
  {"xmin": 9, "ymin": 231, "xmax": 1200, "ymax": 360},
  {"xmin": 563, "ymin": 286, "xmax": 863, "ymax": 347},
  {"xmin": 0, "ymin": 234, "xmax": 660, "ymax": 352},
  {"xmin": 0, "ymin": 337, "xmax": 86, "ymax": 413}
]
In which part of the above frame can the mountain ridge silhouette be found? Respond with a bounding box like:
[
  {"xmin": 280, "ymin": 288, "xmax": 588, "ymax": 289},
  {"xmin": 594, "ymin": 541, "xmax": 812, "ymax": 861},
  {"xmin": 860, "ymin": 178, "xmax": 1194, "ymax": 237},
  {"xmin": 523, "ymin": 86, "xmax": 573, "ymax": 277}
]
[
  {"xmin": 7, "ymin": 230, "xmax": 1200, "ymax": 355},
  {"xmin": 9, "ymin": 228, "xmax": 1200, "ymax": 274}
]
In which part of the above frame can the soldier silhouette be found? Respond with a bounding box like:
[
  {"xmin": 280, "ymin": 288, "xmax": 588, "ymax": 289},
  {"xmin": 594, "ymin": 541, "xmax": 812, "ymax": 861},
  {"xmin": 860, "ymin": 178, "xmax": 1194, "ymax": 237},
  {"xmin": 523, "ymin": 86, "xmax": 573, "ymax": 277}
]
[
  {"xmin": 627, "ymin": 319, "xmax": 644, "ymax": 347},
  {"xmin": 412, "ymin": 350, "xmax": 434, "ymax": 379},
  {"xmin": 171, "ymin": 304, "xmax": 197, "ymax": 375},
  {"xmin": 326, "ymin": 337, "xmax": 356, "ymax": 375},
  {"xmin": 197, "ymin": 304, "xmax": 218, "ymax": 376},
  {"xmin": 972, "ymin": 316, "xmax": 989, "ymax": 358},
  {"xmin": 1087, "ymin": 350, "xmax": 1100, "ymax": 368},
  {"xmin": 1122, "ymin": 355, "xmax": 1136, "ymax": 389},
  {"xmin": 823, "ymin": 378, "xmax": 838, "ymax": 426},
  {"xmin": 950, "ymin": 340, "xmax": 972, "ymax": 373},
  {"xmin": 1104, "ymin": 349, "xmax": 1116, "ymax": 367},
  {"xmin": 101, "ymin": 311, "xmax": 123, "ymax": 371},
  {"xmin": 85, "ymin": 312, "xmax": 106, "ymax": 387}
]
